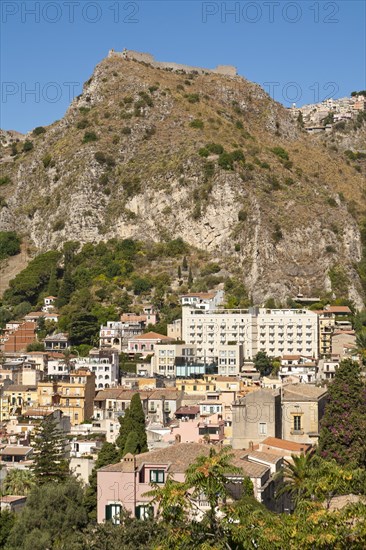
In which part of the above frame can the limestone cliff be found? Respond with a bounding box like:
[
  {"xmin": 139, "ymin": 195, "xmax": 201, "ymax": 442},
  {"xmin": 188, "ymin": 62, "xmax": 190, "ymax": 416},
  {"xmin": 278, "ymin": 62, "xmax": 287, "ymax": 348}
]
[{"xmin": 0, "ymin": 52, "xmax": 365, "ymax": 306}]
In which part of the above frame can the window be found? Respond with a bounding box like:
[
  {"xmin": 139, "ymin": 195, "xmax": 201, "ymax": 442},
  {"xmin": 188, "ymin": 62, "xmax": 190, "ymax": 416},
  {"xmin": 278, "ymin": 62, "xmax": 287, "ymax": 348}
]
[
  {"xmin": 259, "ymin": 422, "xmax": 267, "ymax": 435},
  {"xmin": 293, "ymin": 415, "xmax": 301, "ymax": 431},
  {"xmin": 150, "ymin": 469, "xmax": 165, "ymax": 483},
  {"xmin": 135, "ymin": 504, "xmax": 153, "ymax": 520},
  {"xmin": 105, "ymin": 503, "xmax": 122, "ymax": 524}
]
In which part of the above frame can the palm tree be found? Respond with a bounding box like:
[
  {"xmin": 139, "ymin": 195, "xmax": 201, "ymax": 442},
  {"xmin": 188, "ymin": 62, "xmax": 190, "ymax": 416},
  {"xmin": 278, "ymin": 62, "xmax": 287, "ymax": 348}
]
[
  {"xmin": 275, "ymin": 452, "xmax": 315, "ymax": 508},
  {"xmin": 1, "ymin": 468, "xmax": 35, "ymax": 496},
  {"xmin": 354, "ymin": 329, "xmax": 366, "ymax": 365},
  {"xmin": 185, "ymin": 446, "xmax": 240, "ymax": 534}
]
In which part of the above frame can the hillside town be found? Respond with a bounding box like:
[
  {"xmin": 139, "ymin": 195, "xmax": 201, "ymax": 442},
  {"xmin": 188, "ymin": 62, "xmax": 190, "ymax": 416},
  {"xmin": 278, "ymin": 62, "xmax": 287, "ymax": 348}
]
[
  {"xmin": 0, "ymin": 287, "xmax": 362, "ymax": 523},
  {"xmin": 291, "ymin": 92, "xmax": 366, "ymax": 132}
]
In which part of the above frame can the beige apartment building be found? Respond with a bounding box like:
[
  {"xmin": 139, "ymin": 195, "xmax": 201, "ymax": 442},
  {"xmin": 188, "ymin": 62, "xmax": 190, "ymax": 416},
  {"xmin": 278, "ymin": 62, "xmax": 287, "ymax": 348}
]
[{"xmin": 37, "ymin": 369, "xmax": 95, "ymax": 425}]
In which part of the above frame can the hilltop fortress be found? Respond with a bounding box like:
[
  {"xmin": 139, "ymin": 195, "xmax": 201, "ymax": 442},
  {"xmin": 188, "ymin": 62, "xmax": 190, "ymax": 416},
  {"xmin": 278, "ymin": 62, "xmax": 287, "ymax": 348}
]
[{"xmin": 108, "ymin": 49, "xmax": 237, "ymax": 77}]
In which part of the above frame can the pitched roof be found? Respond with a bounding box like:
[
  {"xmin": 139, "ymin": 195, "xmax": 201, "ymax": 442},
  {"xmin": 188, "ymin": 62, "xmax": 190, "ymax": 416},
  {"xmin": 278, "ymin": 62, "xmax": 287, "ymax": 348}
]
[
  {"xmin": 94, "ymin": 388, "xmax": 152, "ymax": 401},
  {"xmin": 230, "ymin": 450, "xmax": 269, "ymax": 477},
  {"xmin": 131, "ymin": 331, "xmax": 172, "ymax": 341},
  {"xmin": 325, "ymin": 306, "xmax": 352, "ymax": 314},
  {"xmin": 100, "ymin": 442, "xmax": 211, "ymax": 473},
  {"xmin": 175, "ymin": 406, "xmax": 200, "ymax": 415},
  {"xmin": 149, "ymin": 389, "xmax": 181, "ymax": 400},
  {"xmin": 282, "ymin": 383, "xmax": 327, "ymax": 401},
  {"xmin": 0, "ymin": 446, "xmax": 33, "ymax": 456},
  {"xmin": 3, "ymin": 385, "xmax": 36, "ymax": 392},
  {"xmin": 0, "ymin": 495, "xmax": 27, "ymax": 503},
  {"xmin": 260, "ymin": 437, "xmax": 312, "ymax": 453},
  {"xmin": 246, "ymin": 450, "xmax": 283, "ymax": 465},
  {"xmin": 181, "ymin": 293, "xmax": 216, "ymax": 299}
]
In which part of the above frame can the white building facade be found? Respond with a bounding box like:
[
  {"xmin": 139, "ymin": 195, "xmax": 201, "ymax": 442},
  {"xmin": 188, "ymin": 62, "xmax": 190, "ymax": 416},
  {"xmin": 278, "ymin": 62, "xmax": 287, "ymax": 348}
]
[{"xmin": 182, "ymin": 308, "xmax": 318, "ymax": 361}]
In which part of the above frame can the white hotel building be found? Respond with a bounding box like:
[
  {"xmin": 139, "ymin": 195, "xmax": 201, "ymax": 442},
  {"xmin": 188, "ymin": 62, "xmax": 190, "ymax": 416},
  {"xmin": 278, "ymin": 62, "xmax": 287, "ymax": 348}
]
[{"xmin": 182, "ymin": 307, "xmax": 318, "ymax": 361}]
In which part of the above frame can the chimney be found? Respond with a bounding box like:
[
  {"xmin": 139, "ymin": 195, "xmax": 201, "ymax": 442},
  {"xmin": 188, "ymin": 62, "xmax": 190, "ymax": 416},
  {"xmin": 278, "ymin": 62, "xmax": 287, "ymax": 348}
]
[
  {"xmin": 249, "ymin": 441, "xmax": 254, "ymax": 451},
  {"xmin": 175, "ymin": 434, "xmax": 181, "ymax": 444}
]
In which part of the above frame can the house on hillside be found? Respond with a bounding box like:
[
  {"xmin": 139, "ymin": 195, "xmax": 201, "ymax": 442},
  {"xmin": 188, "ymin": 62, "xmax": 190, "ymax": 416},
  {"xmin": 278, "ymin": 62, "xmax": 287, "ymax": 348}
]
[{"xmin": 97, "ymin": 441, "xmax": 280, "ymax": 523}]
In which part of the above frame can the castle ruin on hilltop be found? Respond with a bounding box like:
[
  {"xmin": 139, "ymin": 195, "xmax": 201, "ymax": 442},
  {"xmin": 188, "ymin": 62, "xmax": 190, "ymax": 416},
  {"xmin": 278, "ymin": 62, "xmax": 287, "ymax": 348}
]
[{"xmin": 108, "ymin": 49, "xmax": 237, "ymax": 77}]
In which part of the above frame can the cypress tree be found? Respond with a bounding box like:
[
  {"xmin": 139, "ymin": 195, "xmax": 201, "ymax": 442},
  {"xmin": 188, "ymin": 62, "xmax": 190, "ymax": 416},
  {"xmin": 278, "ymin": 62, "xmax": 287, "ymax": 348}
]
[
  {"xmin": 182, "ymin": 256, "xmax": 188, "ymax": 270},
  {"xmin": 116, "ymin": 393, "xmax": 148, "ymax": 456},
  {"xmin": 178, "ymin": 265, "xmax": 182, "ymax": 279},
  {"xmin": 188, "ymin": 267, "xmax": 193, "ymax": 286},
  {"xmin": 57, "ymin": 266, "xmax": 74, "ymax": 308},
  {"xmin": 123, "ymin": 431, "xmax": 140, "ymax": 455},
  {"xmin": 31, "ymin": 415, "xmax": 69, "ymax": 484},
  {"xmin": 47, "ymin": 267, "xmax": 58, "ymax": 297}
]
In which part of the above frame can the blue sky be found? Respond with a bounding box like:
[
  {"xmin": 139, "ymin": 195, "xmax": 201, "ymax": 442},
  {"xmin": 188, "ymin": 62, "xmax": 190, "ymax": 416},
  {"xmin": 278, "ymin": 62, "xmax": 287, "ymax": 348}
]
[{"xmin": 1, "ymin": 0, "xmax": 365, "ymax": 133}]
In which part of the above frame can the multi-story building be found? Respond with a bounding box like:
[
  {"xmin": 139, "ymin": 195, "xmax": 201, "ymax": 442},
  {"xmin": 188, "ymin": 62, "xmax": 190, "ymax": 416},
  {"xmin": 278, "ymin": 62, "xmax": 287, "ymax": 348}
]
[
  {"xmin": 37, "ymin": 368, "xmax": 95, "ymax": 425},
  {"xmin": 99, "ymin": 316, "xmax": 147, "ymax": 351},
  {"xmin": 256, "ymin": 309, "xmax": 318, "ymax": 358},
  {"xmin": 317, "ymin": 310, "xmax": 336, "ymax": 357},
  {"xmin": 182, "ymin": 307, "xmax": 254, "ymax": 359},
  {"xmin": 182, "ymin": 308, "xmax": 318, "ymax": 361},
  {"xmin": 74, "ymin": 348, "xmax": 119, "ymax": 389},
  {"xmin": 232, "ymin": 382, "xmax": 328, "ymax": 448},
  {"xmin": 151, "ymin": 343, "xmax": 196, "ymax": 377},
  {"xmin": 167, "ymin": 319, "xmax": 182, "ymax": 340},
  {"xmin": 44, "ymin": 332, "xmax": 70, "ymax": 352},
  {"xmin": 93, "ymin": 388, "xmax": 151, "ymax": 421},
  {"xmin": 2, "ymin": 321, "xmax": 37, "ymax": 353},
  {"xmin": 2, "ymin": 384, "xmax": 38, "ymax": 418},
  {"xmin": 281, "ymin": 384, "xmax": 328, "ymax": 445},
  {"xmin": 127, "ymin": 332, "xmax": 175, "ymax": 355}
]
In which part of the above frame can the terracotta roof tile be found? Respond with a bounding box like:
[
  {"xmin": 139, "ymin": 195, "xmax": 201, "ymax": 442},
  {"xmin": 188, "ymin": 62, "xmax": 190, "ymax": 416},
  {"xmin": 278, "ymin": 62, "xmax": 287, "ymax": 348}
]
[
  {"xmin": 261, "ymin": 437, "xmax": 312, "ymax": 453},
  {"xmin": 130, "ymin": 332, "xmax": 172, "ymax": 341}
]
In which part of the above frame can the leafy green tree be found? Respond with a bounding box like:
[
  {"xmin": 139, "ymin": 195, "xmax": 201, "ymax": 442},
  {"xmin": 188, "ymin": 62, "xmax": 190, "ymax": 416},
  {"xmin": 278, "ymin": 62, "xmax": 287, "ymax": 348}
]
[
  {"xmin": 69, "ymin": 312, "xmax": 99, "ymax": 346},
  {"xmin": 47, "ymin": 267, "xmax": 59, "ymax": 296},
  {"xmin": 185, "ymin": 446, "xmax": 240, "ymax": 534},
  {"xmin": 81, "ymin": 509, "xmax": 164, "ymax": 549},
  {"xmin": 116, "ymin": 394, "xmax": 148, "ymax": 457},
  {"xmin": 1, "ymin": 469, "xmax": 35, "ymax": 496},
  {"xmin": 0, "ymin": 510, "xmax": 15, "ymax": 548},
  {"xmin": 84, "ymin": 441, "xmax": 119, "ymax": 521},
  {"xmin": 254, "ymin": 351, "xmax": 273, "ymax": 376},
  {"xmin": 3, "ymin": 250, "xmax": 61, "ymax": 305},
  {"xmin": 5, "ymin": 479, "xmax": 87, "ymax": 550},
  {"xmin": 26, "ymin": 342, "xmax": 45, "ymax": 352},
  {"xmin": 0, "ymin": 231, "xmax": 21, "ymax": 260},
  {"xmin": 144, "ymin": 476, "xmax": 191, "ymax": 524},
  {"xmin": 318, "ymin": 359, "xmax": 366, "ymax": 467},
  {"xmin": 31, "ymin": 415, "xmax": 69, "ymax": 484}
]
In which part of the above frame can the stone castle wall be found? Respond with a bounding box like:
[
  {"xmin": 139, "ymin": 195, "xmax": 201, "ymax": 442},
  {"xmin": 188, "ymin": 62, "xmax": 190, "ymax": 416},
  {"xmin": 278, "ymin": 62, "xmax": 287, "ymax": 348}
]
[{"xmin": 108, "ymin": 49, "xmax": 237, "ymax": 77}]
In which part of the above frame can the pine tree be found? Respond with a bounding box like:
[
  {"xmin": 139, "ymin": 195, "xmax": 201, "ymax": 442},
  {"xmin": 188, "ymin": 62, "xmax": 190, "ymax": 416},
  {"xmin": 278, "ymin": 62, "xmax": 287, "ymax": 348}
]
[
  {"xmin": 31, "ymin": 415, "xmax": 69, "ymax": 484},
  {"xmin": 84, "ymin": 442, "xmax": 119, "ymax": 521},
  {"xmin": 318, "ymin": 359, "xmax": 366, "ymax": 467},
  {"xmin": 182, "ymin": 256, "xmax": 188, "ymax": 270},
  {"xmin": 116, "ymin": 393, "xmax": 148, "ymax": 457}
]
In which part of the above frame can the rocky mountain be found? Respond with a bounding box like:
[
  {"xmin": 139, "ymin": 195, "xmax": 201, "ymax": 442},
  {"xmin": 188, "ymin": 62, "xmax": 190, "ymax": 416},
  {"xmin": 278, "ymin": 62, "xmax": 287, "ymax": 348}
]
[{"xmin": 0, "ymin": 50, "xmax": 365, "ymax": 306}]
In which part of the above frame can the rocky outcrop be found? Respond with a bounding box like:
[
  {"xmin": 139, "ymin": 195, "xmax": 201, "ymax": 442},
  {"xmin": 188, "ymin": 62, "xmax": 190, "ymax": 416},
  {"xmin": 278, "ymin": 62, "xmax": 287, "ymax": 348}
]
[{"xmin": 0, "ymin": 52, "xmax": 365, "ymax": 306}]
